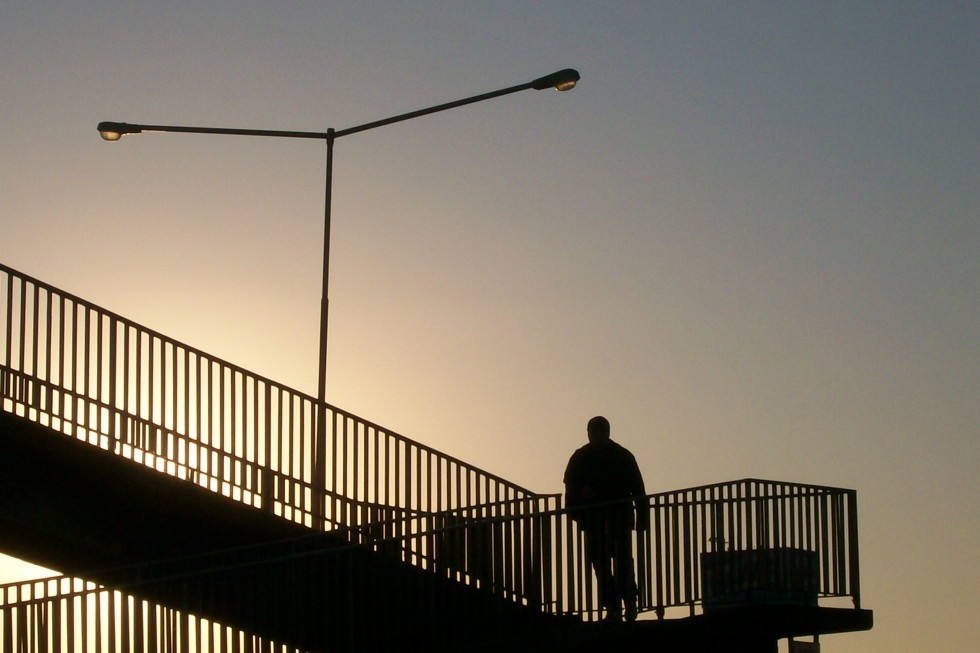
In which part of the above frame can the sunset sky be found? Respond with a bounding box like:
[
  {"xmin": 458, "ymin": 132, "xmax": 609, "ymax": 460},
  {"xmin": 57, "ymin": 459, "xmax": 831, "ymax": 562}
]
[{"xmin": 2, "ymin": 2, "xmax": 977, "ymax": 651}]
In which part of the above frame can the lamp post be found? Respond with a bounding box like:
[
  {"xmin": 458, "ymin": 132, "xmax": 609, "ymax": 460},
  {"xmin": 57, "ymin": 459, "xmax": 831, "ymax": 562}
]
[{"xmin": 97, "ymin": 68, "xmax": 579, "ymax": 527}]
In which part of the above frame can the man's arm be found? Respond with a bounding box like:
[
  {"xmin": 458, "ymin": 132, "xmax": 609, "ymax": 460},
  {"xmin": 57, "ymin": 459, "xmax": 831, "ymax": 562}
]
[
  {"xmin": 564, "ymin": 453, "xmax": 585, "ymax": 520},
  {"xmin": 630, "ymin": 454, "xmax": 649, "ymax": 531}
]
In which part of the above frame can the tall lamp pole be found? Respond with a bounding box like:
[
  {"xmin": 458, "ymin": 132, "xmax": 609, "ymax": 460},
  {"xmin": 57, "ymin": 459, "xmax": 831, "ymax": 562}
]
[{"xmin": 97, "ymin": 68, "xmax": 579, "ymax": 527}]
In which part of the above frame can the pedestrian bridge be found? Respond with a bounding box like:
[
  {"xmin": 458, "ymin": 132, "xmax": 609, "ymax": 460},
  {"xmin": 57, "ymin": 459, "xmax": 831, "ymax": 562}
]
[{"xmin": 0, "ymin": 262, "xmax": 871, "ymax": 652}]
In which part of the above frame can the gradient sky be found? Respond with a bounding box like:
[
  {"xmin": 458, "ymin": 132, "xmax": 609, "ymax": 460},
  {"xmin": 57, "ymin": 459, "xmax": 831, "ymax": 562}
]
[{"xmin": 2, "ymin": 2, "xmax": 977, "ymax": 651}]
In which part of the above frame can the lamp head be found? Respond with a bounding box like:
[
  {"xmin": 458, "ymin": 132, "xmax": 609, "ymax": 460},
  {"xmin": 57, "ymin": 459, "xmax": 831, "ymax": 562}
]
[
  {"xmin": 531, "ymin": 68, "xmax": 580, "ymax": 91},
  {"xmin": 97, "ymin": 122, "xmax": 142, "ymax": 141}
]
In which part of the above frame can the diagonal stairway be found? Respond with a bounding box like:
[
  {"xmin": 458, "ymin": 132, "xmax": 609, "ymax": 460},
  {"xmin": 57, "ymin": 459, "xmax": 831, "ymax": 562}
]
[{"xmin": 0, "ymin": 410, "xmax": 578, "ymax": 652}]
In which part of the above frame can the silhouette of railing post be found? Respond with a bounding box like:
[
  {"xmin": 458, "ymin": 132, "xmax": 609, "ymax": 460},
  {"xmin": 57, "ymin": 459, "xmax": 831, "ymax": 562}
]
[
  {"xmin": 847, "ymin": 489, "xmax": 861, "ymax": 608},
  {"xmin": 108, "ymin": 316, "xmax": 119, "ymax": 452},
  {"xmin": 262, "ymin": 382, "xmax": 273, "ymax": 514}
]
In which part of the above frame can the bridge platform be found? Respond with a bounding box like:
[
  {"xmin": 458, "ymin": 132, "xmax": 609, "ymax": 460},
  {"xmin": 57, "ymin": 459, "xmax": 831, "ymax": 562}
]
[{"xmin": 1, "ymin": 410, "xmax": 871, "ymax": 652}]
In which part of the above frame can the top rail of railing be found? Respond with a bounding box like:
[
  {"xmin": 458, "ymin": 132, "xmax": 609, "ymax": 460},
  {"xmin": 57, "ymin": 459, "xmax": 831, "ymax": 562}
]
[{"xmin": 0, "ymin": 262, "xmax": 536, "ymax": 532}]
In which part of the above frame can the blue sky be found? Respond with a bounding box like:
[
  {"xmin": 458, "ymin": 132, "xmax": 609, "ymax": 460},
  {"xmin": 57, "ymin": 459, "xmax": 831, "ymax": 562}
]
[{"xmin": 2, "ymin": 3, "xmax": 978, "ymax": 651}]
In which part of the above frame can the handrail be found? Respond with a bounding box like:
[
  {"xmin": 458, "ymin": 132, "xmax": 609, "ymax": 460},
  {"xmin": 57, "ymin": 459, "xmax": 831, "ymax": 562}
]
[
  {"xmin": 640, "ymin": 478, "xmax": 861, "ymax": 615},
  {"xmin": 0, "ymin": 477, "xmax": 862, "ymax": 653},
  {"xmin": 0, "ymin": 262, "xmax": 536, "ymax": 533},
  {"xmin": 0, "ymin": 261, "xmax": 863, "ymax": 646},
  {"xmin": 356, "ymin": 479, "xmax": 862, "ymax": 617}
]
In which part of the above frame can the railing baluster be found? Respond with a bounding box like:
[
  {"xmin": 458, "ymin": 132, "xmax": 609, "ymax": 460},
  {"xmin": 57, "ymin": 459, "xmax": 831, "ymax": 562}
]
[
  {"xmin": 43, "ymin": 288, "xmax": 53, "ymax": 416},
  {"xmin": 55, "ymin": 295, "xmax": 64, "ymax": 428},
  {"xmin": 95, "ymin": 310, "xmax": 103, "ymax": 444},
  {"xmin": 108, "ymin": 318, "xmax": 117, "ymax": 450},
  {"xmin": 3, "ymin": 270, "xmax": 12, "ymax": 385},
  {"xmin": 30, "ymin": 283, "xmax": 40, "ymax": 413},
  {"xmin": 833, "ymin": 491, "xmax": 846, "ymax": 596},
  {"xmin": 847, "ymin": 490, "xmax": 862, "ymax": 608},
  {"xmin": 17, "ymin": 276, "xmax": 27, "ymax": 408}
]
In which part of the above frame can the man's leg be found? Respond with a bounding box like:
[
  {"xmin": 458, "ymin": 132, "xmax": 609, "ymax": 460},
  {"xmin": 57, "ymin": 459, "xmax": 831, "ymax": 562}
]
[
  {"xmin": 612, "ymin": 523, "xmax": 638, "ymax": 621},
  {"xmin": 585, "ymin": 528, "xmax": 619, "ymax": 620}
]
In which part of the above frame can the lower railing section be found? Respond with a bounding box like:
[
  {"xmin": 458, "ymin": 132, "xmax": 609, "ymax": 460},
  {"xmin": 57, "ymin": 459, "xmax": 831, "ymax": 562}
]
[
  {"xmin": 0, "ymin": 477, "xmax": 862, "ymax": 650},
  {"xmin": 1, "ymin": 577, "xmax": 306, "ymax": 653},
  {"xmin": 347, "ymin": 479, "xmax": 860, "ymax": 622},
  {"xmin": 0, "ymin": 517, "xmax": 569, "ymax": 653},
  {"xmin": 640, "ymin": 479, "xmax": 861, "ymax": 617}
]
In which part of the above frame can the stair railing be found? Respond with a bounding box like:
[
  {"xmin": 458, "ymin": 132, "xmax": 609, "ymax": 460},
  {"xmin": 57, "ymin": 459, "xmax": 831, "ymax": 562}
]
[{"xmin": 1, "ymin": 262, "xmax": 535, "ymax": 534}]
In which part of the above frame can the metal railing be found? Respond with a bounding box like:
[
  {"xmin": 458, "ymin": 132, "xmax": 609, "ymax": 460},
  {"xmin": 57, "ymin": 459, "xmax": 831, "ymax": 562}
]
[
  {"xmin": 416, "ymin": 478, "xmax": 861, "ymax": 619},
  {"xmin": 638, "ymin": 478, "xmax": 861, "ymax": 615},
  {"xmin": 256, "ymin": 479, "xmax": 860, "ymax": 621},
  {"xmin": 0, "ymin": 262, "xmax": 536, "ymax": 533},
  {"xmin": 1, "ymin": 576, "xmax": 306, "ymax": 653},
  {"xmin": 0, "ymin": 262, "xmax": 863, "ymax": 647},
  {"xmin": 0, "ymin": 478, "xmax": 861, "ymax": 651}
]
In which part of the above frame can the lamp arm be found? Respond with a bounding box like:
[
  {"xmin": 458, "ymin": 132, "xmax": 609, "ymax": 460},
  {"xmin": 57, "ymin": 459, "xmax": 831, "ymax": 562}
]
[
  {"xmin": 100, "ymin": 69, "xmax": 577, "ymax": 143},
  {"xmin": 332, "ymin": 81, "xmax": 534, "ymax": 139},
  {"xmin": 98, "ymin": 122, "xmax": 330, "ymax": 140},
  {"xmin": 99, "ymin": 84, "xmax": 532, "ymax": 143}
]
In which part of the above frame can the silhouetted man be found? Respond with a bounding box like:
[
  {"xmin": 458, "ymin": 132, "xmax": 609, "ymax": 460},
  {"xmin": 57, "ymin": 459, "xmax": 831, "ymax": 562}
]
[{"xmin": 564, "ymin": 415, "xmax": 648, "ymax": 622}]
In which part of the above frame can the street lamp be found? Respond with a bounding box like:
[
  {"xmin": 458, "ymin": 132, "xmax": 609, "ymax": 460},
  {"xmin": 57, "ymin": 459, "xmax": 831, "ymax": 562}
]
[{"xmin": 97, "ymin": 67, "xmax": 579, "ymax": 527}]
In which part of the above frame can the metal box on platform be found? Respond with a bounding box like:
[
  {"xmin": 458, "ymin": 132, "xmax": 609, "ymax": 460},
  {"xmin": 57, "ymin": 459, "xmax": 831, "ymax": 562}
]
[{"xmin": 701, "ymin": 547, "xmax": 819, "ymax": 611}]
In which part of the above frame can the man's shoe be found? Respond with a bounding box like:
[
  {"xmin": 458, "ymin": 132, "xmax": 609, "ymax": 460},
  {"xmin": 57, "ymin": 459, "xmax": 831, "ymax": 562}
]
[{"xmin": 625, "ymin": 602, "xmax": 638, "ymax": 622}]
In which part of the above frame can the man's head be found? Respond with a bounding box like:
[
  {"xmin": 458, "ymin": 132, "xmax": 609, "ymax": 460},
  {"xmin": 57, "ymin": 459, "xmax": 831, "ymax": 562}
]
[{"xmin": 587, "ymin": 415, "xmax": 610, "ymax": 443}]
